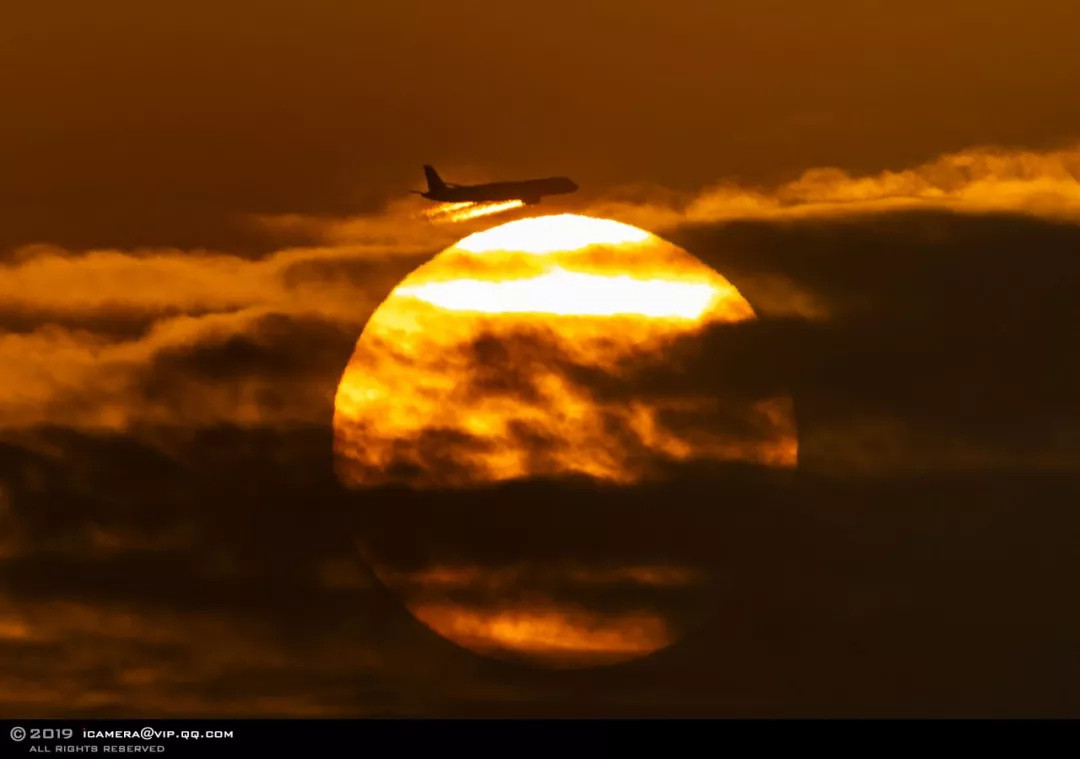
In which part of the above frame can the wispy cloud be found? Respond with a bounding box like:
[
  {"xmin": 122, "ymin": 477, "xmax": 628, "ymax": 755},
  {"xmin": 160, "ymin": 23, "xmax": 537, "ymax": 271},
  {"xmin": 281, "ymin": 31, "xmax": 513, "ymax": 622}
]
[
  {"xmin": 587, "ymin": 143, "xmax": 1080, "ymax": 230},
  {"xmin": 2, "ymin": 142, "xmax": 1078, "ymax": 445}
]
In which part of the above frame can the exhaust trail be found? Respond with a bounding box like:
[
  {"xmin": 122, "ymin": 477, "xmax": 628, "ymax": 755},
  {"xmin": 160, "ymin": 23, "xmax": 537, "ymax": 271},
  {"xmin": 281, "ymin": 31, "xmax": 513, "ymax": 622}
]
[{"xmin": 423, "ymin": 200, "xmax": 525, "ymax": 224}]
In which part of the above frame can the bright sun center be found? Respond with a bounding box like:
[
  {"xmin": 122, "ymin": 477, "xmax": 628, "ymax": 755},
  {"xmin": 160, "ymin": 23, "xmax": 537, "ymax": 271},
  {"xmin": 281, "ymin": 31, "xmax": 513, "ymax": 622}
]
[{"xmin": 395, "ymin": 266, "xmax": 725, "ymax": 319}]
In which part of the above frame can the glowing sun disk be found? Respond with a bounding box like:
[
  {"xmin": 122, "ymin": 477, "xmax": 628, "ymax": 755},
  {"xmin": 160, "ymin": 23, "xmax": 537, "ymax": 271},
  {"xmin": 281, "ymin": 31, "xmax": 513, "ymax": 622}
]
[
  {"xmin": 333, "ymin": 213, "xmax": 800, "ymax": 669},
  {"xmin": 395, "ymin": 267, "xmax": 723, "ymax": 319}
]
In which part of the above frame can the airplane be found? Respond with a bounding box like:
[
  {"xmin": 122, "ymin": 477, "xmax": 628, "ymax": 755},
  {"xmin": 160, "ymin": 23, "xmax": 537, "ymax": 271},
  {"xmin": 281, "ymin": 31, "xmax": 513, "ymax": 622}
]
[{"xmin": 411, "ymin": 165, "xmax": 578, "ymax": 205}]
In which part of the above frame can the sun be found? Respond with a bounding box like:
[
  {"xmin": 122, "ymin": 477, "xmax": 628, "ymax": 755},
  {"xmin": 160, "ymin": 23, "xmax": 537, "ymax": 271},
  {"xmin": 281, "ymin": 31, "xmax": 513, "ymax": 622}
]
[
  {"xmin": 333, "ymin": 213, "xmax": 798, "ymax": 667},
  {"xmin": 334, "ymin": 214, "xmax": 795, "ymax": 489}
]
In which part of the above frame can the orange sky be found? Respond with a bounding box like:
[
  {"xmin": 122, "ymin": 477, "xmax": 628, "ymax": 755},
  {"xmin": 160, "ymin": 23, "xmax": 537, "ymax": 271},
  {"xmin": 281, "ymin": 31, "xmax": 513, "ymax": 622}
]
[
  {"xmin": 1, "ymin": 1, "xmax": 1080, "ymax": 717},
  {"xmin": 2, "ymin": 1, "xmax": 1079, "ymax": 253}
]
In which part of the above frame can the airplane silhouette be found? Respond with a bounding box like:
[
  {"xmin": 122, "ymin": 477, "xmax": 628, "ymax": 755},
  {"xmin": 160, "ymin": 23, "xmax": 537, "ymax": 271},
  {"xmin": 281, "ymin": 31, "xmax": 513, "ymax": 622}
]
[{"xmin": 411, "ymin": 165, "xmax": 578, "ymax": 205}]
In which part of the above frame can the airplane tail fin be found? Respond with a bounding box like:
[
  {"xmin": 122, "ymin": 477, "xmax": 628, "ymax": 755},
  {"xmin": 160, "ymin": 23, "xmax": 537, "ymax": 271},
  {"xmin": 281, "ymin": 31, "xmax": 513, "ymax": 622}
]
[{"xmin": 423, "ymin": 165, "xmax": 447, "ymax": 193}]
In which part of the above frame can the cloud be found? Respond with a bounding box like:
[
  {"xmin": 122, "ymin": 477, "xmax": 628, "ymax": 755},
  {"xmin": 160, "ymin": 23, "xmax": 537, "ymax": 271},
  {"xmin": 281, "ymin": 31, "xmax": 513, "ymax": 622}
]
[
  {"xmin": 585, "ymin": 143, "xmax": 1080, "ymax": 230},
  {"xmin": 2, "ymin": 142, "xmax": 1080, "ymax": 711},
  {"xmin": 0, "ymin": 240, "xmax": 431, "ymax": 430},
  {"xmin": 1, "ymin": 142, "xmax": 1078, "ymax": 462},
  {"xmin": 0, "ymin": 243, "xmax": 425, "ymax": 322},
  {"xmin": 2, "ymin": 142, "xmax": 1079, "ymax": 454},
  {"xmin": 0, "ymin": 310, "xmax": 358, "ymax": 429},
  {"xmin": 252, "ymin": 197, "xmax": 464, "ymax": 251}
]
